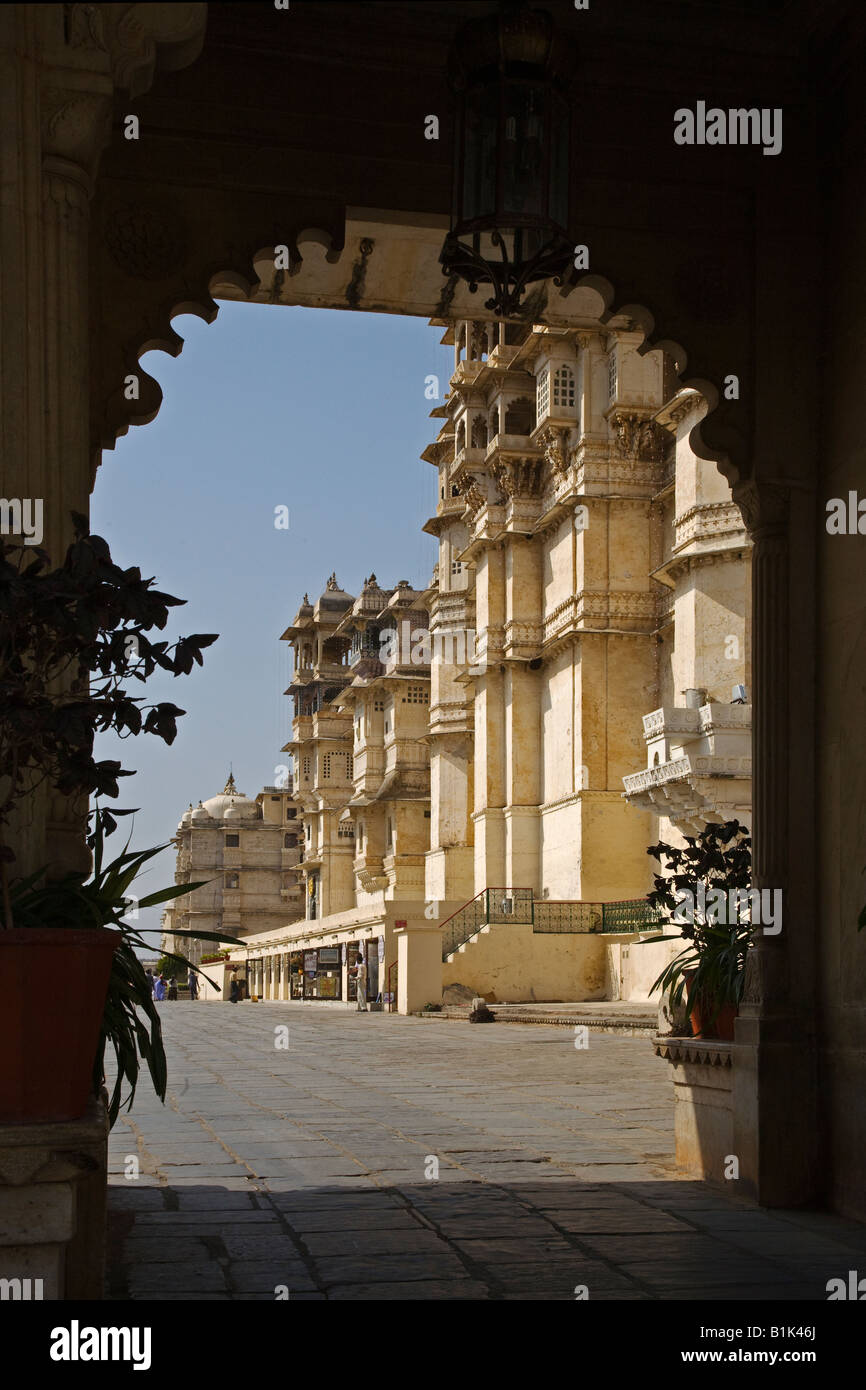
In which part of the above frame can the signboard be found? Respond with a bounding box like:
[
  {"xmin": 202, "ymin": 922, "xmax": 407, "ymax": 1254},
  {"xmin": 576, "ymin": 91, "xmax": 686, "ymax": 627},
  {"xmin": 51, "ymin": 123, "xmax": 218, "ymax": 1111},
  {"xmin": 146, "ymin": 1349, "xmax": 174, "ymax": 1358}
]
[
  {"xmin": 303, "ymin": 951, "xmax": 317, "ymax": 972},
  {"xmin": 319, "ymin": 947, "xmax": 340, "ymax": 965},
  {"xmin": 377, "ymin": 937, "xmax": 385, "ymax": 961}
]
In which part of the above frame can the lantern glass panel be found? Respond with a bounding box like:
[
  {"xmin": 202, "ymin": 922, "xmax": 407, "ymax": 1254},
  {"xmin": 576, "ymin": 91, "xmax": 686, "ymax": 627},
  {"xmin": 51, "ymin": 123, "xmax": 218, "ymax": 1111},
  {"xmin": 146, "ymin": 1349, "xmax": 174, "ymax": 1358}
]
[
  {"xmin": 502, "ymin": 81, "xmax": 546, "ymax": 221},
  {"xmin": 462, "ymin": 84, "xmax": 497, "ymax": 224}
]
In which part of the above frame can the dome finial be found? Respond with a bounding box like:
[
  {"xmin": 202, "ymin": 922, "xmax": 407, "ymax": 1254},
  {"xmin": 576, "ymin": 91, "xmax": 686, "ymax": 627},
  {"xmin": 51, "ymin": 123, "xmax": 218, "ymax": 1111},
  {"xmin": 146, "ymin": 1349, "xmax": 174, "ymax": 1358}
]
[{"xmin": 223, "ymin": 770, "xmax": 237, "ymax": 795}]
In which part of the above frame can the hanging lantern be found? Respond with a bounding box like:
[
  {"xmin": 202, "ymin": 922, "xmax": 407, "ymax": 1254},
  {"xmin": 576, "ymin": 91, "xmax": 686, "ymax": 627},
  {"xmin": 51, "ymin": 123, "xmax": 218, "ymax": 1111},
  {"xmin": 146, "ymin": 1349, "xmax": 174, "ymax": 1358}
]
[{"xmin": 440, "ymin": 1, "xmax": 576, "ymax": 317}]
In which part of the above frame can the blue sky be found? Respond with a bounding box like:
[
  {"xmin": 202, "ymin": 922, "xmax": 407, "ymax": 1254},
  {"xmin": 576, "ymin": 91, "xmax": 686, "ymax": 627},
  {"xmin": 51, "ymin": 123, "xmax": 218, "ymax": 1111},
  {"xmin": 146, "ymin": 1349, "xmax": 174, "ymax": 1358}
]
[{"xmin": 91, "ymin": 302, "xmax": 452, "ymax": 948}]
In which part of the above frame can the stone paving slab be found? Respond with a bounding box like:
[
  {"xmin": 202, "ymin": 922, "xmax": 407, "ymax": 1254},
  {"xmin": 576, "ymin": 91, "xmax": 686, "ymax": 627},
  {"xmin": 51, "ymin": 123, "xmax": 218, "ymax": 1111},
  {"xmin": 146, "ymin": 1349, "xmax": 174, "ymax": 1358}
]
[{"xmin": 106, "ymin": 1003, "xmax": 866, "ymax": 1302}]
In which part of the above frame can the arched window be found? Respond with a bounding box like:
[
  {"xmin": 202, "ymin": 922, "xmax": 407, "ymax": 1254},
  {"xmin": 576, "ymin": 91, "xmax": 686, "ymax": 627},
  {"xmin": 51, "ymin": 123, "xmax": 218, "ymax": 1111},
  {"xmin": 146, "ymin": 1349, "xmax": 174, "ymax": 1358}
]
[
  {"xmin": 471, "ymin": 414, "xmax": 487, "ymax": 449},
  {"xmin": 504, "ymin": 396, "xmax": 535, "ymax": 435},
  {"xmin": 488, "ymin": 404, "xmax": 500, "ymax": 440}
]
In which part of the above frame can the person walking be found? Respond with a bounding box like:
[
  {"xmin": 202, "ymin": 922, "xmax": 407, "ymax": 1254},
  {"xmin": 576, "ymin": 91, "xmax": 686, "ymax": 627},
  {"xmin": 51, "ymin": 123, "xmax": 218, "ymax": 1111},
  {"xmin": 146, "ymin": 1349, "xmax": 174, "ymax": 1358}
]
[
  {"xmin": 145, "ymin": 968, "xmax": 154, "ymax": 997},
  {"xmin": 229, "ymin": 978, "xmax": 239, "ymax": 1004},
  {"xmin": 355, "ymin": 952, "xmax": 367, "ymax": 1012},
  {"xmin": 154, "ymin": 974, "xmax": 167, "ymax": 1002},
  {"xmin": 188, "ymin": 969, "xmax": 198, "ymax": 1001},
  {"xmin": 167, "ymin": 978, "xmax": 178, "ymax": 1001}
]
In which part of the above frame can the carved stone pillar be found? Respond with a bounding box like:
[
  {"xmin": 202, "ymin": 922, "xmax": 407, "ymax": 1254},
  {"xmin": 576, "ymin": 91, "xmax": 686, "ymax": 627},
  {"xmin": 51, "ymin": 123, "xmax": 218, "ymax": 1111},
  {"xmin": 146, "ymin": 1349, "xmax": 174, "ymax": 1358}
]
[
  {"xmin": 731, "ymin": 478, "xmax": 820, "ymax": 1205},
  {"xmin": 0, "ymin": 5, "xmax": 207, "ymax": 878}
]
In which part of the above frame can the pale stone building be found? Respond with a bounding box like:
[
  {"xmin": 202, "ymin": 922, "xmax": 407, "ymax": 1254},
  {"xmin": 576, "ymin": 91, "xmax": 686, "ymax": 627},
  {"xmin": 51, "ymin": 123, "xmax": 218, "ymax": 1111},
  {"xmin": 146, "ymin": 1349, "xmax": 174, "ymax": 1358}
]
[
  {"xmin": 161, "ymin": 773, "xmax": 303, "ymax": 967},
  {"xmin": 235, "ymin": 317, "xmax": 752, "ymax": 1011},
  {"xmin": 237, "ymin": 575, "xmax": 436, "ymax": 1005},
  {"xmin": 411, "ymin": 317, "xmax": 752, "ymax": 1005}
]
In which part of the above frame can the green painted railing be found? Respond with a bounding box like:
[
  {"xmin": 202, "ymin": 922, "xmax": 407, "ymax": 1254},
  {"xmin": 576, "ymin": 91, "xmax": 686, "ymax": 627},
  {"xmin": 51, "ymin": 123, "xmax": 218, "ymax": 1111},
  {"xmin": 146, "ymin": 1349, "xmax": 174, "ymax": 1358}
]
[
  {"xmin": 440, "ymin": 892, "xmax": 662, "ymax": 960},
  {"xmin": 601, "ymin": 899, "xmax": 665, "ymax": 933},
  {"xmin": 440, "ymin": 888, "xmax": 533, "ymax": 959},
  {"xmin": 532, "ymin": 901, "xmax": 603, "ymax": 933}
]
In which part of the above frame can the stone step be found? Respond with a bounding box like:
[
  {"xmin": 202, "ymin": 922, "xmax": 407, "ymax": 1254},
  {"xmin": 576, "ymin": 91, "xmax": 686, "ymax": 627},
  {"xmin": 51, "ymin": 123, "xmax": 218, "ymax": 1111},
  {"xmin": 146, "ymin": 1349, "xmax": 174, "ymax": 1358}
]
[{"xmin": 421, "ymin": 1001, "xmax": 659, "ymax": 1036}]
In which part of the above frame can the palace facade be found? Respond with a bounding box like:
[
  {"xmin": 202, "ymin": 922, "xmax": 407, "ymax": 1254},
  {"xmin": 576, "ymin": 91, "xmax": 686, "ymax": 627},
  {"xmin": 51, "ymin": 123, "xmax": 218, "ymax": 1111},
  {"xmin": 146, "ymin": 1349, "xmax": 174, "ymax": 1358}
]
[{"xmin": 230, "ymin": 315, "xmax": 751, "ymax": 1011}]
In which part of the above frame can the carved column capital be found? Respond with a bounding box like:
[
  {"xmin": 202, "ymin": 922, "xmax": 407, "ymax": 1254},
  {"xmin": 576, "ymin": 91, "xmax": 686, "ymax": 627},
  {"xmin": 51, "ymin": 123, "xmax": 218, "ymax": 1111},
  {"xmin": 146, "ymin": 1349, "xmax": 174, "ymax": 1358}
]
[{"xmin": 732, "ymin": 479, "xmax": 790, "ymax": 541}]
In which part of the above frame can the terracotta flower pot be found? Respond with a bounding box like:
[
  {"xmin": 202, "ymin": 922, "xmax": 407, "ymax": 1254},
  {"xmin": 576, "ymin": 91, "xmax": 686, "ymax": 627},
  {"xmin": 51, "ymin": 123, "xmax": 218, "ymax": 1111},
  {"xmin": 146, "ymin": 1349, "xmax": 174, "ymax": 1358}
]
[
  {"xmin": 684, "ymin": 971, "xmax": 737, "ymax": 1042},
  {"xmin": 0, "ymin": 928, "xmax": 119, "ymax": 1123}
]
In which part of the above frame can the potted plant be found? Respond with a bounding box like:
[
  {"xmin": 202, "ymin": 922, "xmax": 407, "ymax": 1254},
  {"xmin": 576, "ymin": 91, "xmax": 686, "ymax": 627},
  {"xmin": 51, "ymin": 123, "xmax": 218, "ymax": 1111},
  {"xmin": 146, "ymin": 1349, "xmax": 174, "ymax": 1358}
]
[
  {"xmin": 0, "ymin": 517, "xmax": 219, "ymax": 1123},
  {"xmin": 637, "ymin": 819, "xmax": 755, "ymax": 1041},
  {"xmin": 8, "ymin": 806, "xmax": 238, "ymax": 1125}
]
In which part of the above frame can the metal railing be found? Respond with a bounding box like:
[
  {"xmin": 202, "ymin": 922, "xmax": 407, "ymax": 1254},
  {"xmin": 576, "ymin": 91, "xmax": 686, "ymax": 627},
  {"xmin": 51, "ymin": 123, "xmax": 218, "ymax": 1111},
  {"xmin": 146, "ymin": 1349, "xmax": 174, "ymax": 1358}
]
[
  {"xmin": 533, "ymin": 901, "xmax": 602, "ymax": 933},
  {"xmin": 438, "ymin": 891, "xmax": 664, "ymax": 959},
  {"xmin": 601, "ymin": 899, "xmax": 665, "ymax": 933},
  {"xmin": 440, "ymin": 888, "xmax": 533, "ymax": 960}
]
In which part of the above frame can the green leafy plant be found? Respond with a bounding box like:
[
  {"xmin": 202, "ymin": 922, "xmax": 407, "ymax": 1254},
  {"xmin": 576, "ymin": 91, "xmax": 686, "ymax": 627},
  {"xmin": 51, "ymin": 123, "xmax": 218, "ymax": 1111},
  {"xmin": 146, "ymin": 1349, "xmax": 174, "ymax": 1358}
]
[
  {"xmin": 0, "ymin": 517, "xmax": 217, "ymax": 927},
  {"xmin": 0, "ymin": 516, "xmax": 224, "ymax": 1122},
  {"xmin": 9, "ymin": 807, "xmax": 239, "ymax": 1126},
  {"xmin": 638, "ymin": 819, "xmax": 755, "ymax": 1030}
]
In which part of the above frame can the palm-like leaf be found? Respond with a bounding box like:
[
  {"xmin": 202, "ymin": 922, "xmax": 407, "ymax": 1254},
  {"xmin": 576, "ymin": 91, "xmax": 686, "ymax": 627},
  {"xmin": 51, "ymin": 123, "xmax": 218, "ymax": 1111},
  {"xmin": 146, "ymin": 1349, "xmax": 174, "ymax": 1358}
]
[{"xmin": 11, "ymin": 806, "xmax": 243, "ymax": 1125}]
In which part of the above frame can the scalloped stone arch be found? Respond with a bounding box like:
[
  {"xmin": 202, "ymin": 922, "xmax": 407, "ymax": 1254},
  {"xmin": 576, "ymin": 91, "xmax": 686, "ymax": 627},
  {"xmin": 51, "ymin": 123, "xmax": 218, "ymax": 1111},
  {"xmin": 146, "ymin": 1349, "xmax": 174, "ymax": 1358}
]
[{"xmin": 92, "ymin": 215, "xmax": 743, "ymax": 503}]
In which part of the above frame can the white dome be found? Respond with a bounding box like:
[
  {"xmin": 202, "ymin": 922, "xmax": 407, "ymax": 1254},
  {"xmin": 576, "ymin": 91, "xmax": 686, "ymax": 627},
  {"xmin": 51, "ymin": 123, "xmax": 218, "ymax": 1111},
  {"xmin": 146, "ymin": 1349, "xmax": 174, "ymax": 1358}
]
[
  {"xmin": 190, "ymin": 803, "xmax": 208, "ymax": 824},
  {"xmin": 201, "ymin": 772, "xmax": 259, "ymax": 821},
  {"xmin": 201, "ymin": 792, "xmax": 258, "ymax": 820}
]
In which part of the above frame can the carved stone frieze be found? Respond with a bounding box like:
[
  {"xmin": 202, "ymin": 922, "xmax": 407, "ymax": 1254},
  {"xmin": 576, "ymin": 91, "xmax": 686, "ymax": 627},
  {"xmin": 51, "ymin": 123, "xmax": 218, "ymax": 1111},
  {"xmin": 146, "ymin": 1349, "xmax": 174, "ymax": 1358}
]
[{"xmin": 675, "ymin": 501, "xmax": 748, "ymax": 547}]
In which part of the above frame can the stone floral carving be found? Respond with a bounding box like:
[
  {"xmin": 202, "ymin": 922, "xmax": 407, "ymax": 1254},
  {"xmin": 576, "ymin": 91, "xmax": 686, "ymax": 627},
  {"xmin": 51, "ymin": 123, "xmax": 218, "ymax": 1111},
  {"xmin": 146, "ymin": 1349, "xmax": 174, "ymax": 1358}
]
[{"xmin": 104, "ymin": 203, "xmax": 188, "ymax": 279}]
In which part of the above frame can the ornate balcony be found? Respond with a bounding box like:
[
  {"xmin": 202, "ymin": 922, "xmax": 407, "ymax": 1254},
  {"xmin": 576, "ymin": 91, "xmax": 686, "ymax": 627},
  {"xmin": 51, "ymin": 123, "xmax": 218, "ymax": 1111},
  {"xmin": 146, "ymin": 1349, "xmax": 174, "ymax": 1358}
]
[{"xmin": 623, "ymin": 700, "xmax": 752, "ymax": 830}]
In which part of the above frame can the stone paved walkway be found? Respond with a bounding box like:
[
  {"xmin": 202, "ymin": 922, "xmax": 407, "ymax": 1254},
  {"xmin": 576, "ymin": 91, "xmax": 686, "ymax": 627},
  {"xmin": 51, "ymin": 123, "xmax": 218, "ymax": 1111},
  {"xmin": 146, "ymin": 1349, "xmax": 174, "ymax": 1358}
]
[{"xmin": 106, "ymin": 1003, "xmax": 866, "ymax": 1300}]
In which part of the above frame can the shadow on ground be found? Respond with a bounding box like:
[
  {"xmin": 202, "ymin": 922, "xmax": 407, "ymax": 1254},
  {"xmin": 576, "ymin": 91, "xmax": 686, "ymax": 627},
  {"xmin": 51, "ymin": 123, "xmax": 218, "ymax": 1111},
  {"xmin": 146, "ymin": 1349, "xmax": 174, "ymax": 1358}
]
[{"xmin": 107, "ymin": 1177, "xmax": 866, "ymax": 1302}]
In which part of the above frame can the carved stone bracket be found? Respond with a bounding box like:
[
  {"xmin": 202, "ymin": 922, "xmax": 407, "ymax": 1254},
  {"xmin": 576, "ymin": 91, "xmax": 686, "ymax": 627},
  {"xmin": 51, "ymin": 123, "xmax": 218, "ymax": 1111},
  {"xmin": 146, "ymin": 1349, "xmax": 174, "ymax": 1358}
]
[
  {"xmin": 492, "ymin": 457, "xmax": 545, "ymax": 499},
  {"xmin": 610, "ymin": 410, "xmax": 668, "ymax": 463},
  {"xmin": 539, "ymin": 425, "xmax": 570, "ymax": 477},
  {"xmin": 100, "ymin": 3, "xmax": 208, "ymax": 100}
]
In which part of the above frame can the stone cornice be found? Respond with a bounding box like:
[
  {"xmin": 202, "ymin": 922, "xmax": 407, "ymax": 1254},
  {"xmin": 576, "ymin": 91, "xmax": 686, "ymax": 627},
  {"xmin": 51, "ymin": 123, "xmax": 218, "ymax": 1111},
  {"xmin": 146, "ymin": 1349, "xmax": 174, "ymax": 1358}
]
[{"xmin": 674, "ymin": 500, "xmax": 748, "ymax": 548}]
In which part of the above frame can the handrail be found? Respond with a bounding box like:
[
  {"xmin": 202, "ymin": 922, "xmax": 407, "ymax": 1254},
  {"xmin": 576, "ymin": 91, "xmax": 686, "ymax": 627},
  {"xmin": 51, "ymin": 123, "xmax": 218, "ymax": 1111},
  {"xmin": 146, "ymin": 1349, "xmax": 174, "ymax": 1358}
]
[
  {"xmin": 440, "ymin": 887, "xmax": 534, "ymax": 960},
  {"xmin": 438, "ymin": 887, "xmax": 534, "ymax": 931}
]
